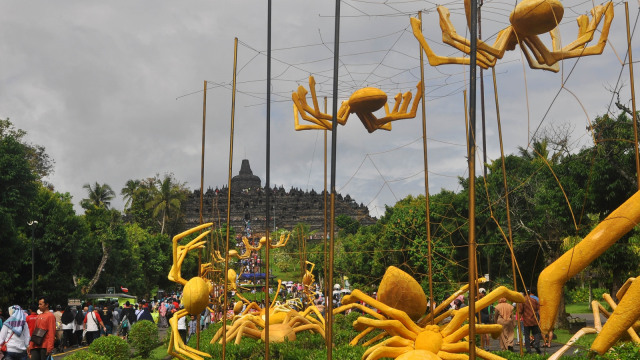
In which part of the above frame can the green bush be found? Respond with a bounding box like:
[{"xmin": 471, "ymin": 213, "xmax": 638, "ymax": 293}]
[
  {"xmin": 63, "ymin": 350, "xmax": 108, "ymax": 360},
  {"xmin": 129, "ymin": 319, "xmax": 159, "ymax": 357},
  {"xmin": 565, "ymin": 287, "xmax": 608, "ymax": 303},
  {"xmin": 89, "ymin": 335, "xmax": 131, "ymax": 360}
]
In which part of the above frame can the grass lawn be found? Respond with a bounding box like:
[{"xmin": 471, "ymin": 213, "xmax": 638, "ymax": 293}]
[{"xmin": 565, "ymin": 302, "xmax": 611, "ymax": 314}]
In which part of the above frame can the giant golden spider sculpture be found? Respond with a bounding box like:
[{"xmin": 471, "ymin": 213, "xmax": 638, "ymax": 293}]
[
  {"xmin": 212, "ymin": 280, "xmax": 325, "ymax": 344},
  {"xmin": 213, "ymin": 308, "xmax": 325, "ymax": 345},
  {"xmin": 411, "ymin": 0, "xmax": 614, "ymax": 72},
  {"xmin": 167, "ymin": 223, "xmax": 214, "ymax": 360},
  {"xmin": 341, "ymin": 286, "xmax": 524, "ymax": 360},
  {"xmin": 538, "ymin": 191, "xmax": 640, "ymax": 355},
  {"xmin": 292, "ymin": 76, "xmax": 423, "ymax": 133},
  {"xmin": 334, "ymin": 266, "xmax": 486, "ymax": 347}
]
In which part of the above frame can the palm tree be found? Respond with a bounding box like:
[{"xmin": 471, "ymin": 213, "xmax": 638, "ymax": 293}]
[
  {"xmin": 121, "ymin": 179, "xmax": 141, "ymax": 211},
  {"xmin": 81, "ymin": 182, "xmax": 116, "ymax": 210},
  {"xmin": 146, "ymin": 174, "xmax": 187, "ymax": 235}
]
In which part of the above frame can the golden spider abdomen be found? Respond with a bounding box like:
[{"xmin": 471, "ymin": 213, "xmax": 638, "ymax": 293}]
[
  {"xmin": 396, "ymin": 350, "xmax": 441, "ymax": 360},
  {"xmin": 182, "ymin": 277, "xmax": 210, "ymax": 315},
  {"xmin": 414, "ymin": 326, "xmax": 443, "ymax": 354},
  {"xmin": 510, "ymin": 0, "xmax": 564, "ymax": 36},
  {"xmin": 348, "ymin": 88, "xmax": 387, "ymax": 113},
  {"xmin": 262, "ymin": 324, "xmax": 296, "ymax": 343},
  {"xmin": 377, "ymin": 266, "xmax": 427, "ymax": 321}
]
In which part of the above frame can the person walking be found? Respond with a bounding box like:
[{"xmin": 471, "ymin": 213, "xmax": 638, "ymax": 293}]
[
  {"xmin": 60, "ymin": 306, "xmax": 75, "ymax": 352},
  {"xmin": 0, "ymin": 305, "xmax": 30, "ymax": 360},
  {"xmin": 73, "ymin": 306, "xmax": 84, "ymax": 346},
  {"xmin": 494, "ymin": 297, "xmax": 515, "ymax": 351},
  {"xmin": 518, "ymin": 289, "xmax": 541, "ymax": 354},
  {"xmin": 100, "ymin": 306, "xmax": 113, "ymax": 336},
  {"xmin": 83, "ymin": 306, "xmax": 106, "ymax": 345},
  {"xmin": 29, "ymin": 296, "xmax": 56, "ymax": 360}
]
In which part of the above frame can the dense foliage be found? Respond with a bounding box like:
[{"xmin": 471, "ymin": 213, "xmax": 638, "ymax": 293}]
[
  {"xmin": 89, "ymin": 335, "xmax": 131, "ymax": 360},
  {"xmin": 129, "ymin": 320, "xmax": 159, "ymax": 357}
]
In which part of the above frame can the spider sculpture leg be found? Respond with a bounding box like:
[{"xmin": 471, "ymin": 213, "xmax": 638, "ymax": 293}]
[
  {"xmin": 539, "ymin": 191, "xmax": 640, "ymax": 337},
  {"xmin": 548, "ymin": 327, "xmax": 598, "ymax": 360},
  {"xmin": 362, "ymin": 336, "xmax": 417, "ymax": 360},
  {"xmin": 442, "ymin": 286, "xmax": 524, "ymax": 337},
  {"xmin": 435, "ymin": 6, "xmax": 515, "ymax": 68},
  {"xmin": 169, "ymin": 309, "xmax": 211, "ymax": 360},
  {"xmin": 169, "ymin": 223, "xmax": 212, "ymax": 285},
  {"xmin": 591, "ymin": 280, "xmax": 640, "ymax": 353},
  {"xmin": 410, "ymin": 17, "xmax": 474, "ymax": 68},
  {"xmin": 372, "ymin": 81, "xmax": 423, "ymax": 127},
  {"xmin": 548, "ymin": 3, "xmax": 614, "ymax": 62},
  {"xmin": 233, "ymin": 321, "xmax": 262, "ymax": 344}
]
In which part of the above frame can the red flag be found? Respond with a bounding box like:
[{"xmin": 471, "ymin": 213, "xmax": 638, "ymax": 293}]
[{"xmin": 121, "ymin": 286, "xmax": 129, "ymax": 293}]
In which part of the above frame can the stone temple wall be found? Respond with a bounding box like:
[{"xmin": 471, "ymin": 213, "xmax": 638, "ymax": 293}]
[{"xmin": 182, "ymin": 159, "xmax": 376, "ymax": 235}]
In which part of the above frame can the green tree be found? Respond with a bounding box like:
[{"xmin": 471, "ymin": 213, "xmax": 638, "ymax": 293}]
[
  {"xmin": 81, "ymin": 182, "xmax": 116, "ymax": 210},
  {"xmin": 0, "ymin": 120, "xmax": 40, "ymax": 306},
  {"xmin": 121, "ymin": 179, "xmax": 140, "ymax": 211},
  {"xmin": 146, "ymin": 174, "xmax": 188, "ymax": 235}
]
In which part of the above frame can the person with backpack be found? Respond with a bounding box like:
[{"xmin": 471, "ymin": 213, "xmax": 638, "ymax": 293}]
[
  {"xmin": 83, "ymin": 306, "xmax": 106, "ymax": 345},
  {"xmin": 119, "ymin": 302, "xmax": 135, "ymax": 339}
]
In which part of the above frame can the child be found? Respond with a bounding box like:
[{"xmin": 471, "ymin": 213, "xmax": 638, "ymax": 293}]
[{"xmin": 186, "ymin": 315, "xmax": 197, "ymax": 344}]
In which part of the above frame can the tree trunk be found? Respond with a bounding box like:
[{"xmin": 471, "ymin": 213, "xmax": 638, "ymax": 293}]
[
  {"xmin": 82, "ymin": 241, "xmax": 111, "ymax": 295},
  {"xmin": 555, "ymin": 288, "xmax": 570, "ymax": 329}
]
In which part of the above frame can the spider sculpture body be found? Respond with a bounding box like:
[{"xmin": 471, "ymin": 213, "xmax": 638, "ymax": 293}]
[
  {"xmin": 411, "ymin": 0, "xmax": 614, "ymax": 72},
  {"xmin": 342, "ymin": 287, "xmax": 524, "ymax": 360},
  {"xmin": 167, "ymin": 223, "xmax": 214, "ymax": 360},
  {"xmin": 538, "ymin": 191, "xmax": 640, "ymax": 355},
  {"xmin": 293, "ymin": 76, "xmax": 422, "ymax": 133}
]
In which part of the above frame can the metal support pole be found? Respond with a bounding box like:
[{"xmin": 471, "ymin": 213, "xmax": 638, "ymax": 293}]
[
  {"xmin": 197, "ymin": 79, "xmax": 207, "ymax": 349},
  {"xmin": 265, "ymin": 0, "xmax": 273, "ymax": 355},
  {"xmin": 625, "ymin": 2, "xmax": 639, "ymax": 190},
  {"xmin": 468, "ymin": 0, "xmax": 478, "ymax": 358},
  {"xmin": 222, "ymin": 37, "xmax": 238, "ymax": 360},
  {"xmin": 417, "ymin": 11, "xmax": 435, "ymax": 322},
  {"xmin": 327, "ymin": 1, "xmax": 341, "ymax": 357}
]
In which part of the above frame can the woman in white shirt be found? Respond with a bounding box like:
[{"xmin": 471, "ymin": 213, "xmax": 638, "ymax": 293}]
[{"xmin": 0, "ymin": 305, "xmax": 30, "ymax": 360}]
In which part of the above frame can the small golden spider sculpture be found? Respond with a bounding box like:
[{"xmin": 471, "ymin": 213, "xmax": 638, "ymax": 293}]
[
  {"xmin": 167, "ymin": 223, "xmax": 214, "ymax": 360},
  {"xmin": 211, "ymin": 236, "xmax": 256, "ymax": 262},
  {"xmin": 411, "ymin": 0, "xmax": 613, "ymax": 72},
  {"xmin": 302, "ymin": 260, "xmax": 317, "ymax": 304},
  {"xmin": 253, "ymin": 231, "xmax": 291, "ymax": 249},
  {"xmin": 292, "ymin": 76, "xmax": 423, "ymax": 133},
  {"xmin": 341, "ymin": 287, "xmax": 524, "ymax": 360},
  {"xmin": 539, "ymin": 191, "xmax": 640, "ymax": 355},
  {"xmin": 213, "ymin": 308, "xmax": 325, "ymax": 345}
]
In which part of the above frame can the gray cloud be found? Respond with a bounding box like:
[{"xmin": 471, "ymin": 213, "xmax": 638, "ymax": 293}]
[{"xmin": 1, "ymin": 1, "xmax": 635, "ymax": 218}]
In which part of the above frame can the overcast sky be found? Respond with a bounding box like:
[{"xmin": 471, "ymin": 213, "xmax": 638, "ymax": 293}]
[{"xmin": 1, "ymin": 1, "xmax": 637, "ymax": 219}]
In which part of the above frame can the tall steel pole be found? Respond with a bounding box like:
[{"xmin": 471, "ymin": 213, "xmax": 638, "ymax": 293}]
[
  {"xmin": 265, "ymin": 0, "xmax": 273, "ymax": 355},
  {"xmin": 327, "ymin": 0, "xmax": 341, "ymax": 358},
  {"xmin": 625, "ymin": 2, "xmax": 639, "ymax": 190},
  {"xmin": 467, "ymin": 0, "xmax": 478, "ymax": 358},
  {"xmin": 222, "ymin": 37, "xmax": 238, "ymax": 360},
  {"xmin": 29, "ymin": 220, "xmax": 38, "ymax": 303}
]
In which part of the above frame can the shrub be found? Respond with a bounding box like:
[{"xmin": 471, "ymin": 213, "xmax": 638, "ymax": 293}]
[
  {"xmin": 129, "ymin": 319, "xmax": 159, "ymax": 357},
  {"xmin": 89, "ymin": 335, "xmax": 131, "ymax": 360},
  {"xmin": 63, "ymin": 350, "xmax": 108, "ymax": 360},
  {"xmin": 566, "ymin": 287, "xmax": 608, "ymax": 303}
]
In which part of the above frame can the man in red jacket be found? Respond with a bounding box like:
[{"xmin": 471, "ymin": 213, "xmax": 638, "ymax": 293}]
[
  {"xmin": 25, "ymin": 304, "xmax": 38, "ymax": 337},
  {"xmin": 29, "ymin": 296, "xmax": 57, "ymax": 360}
]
